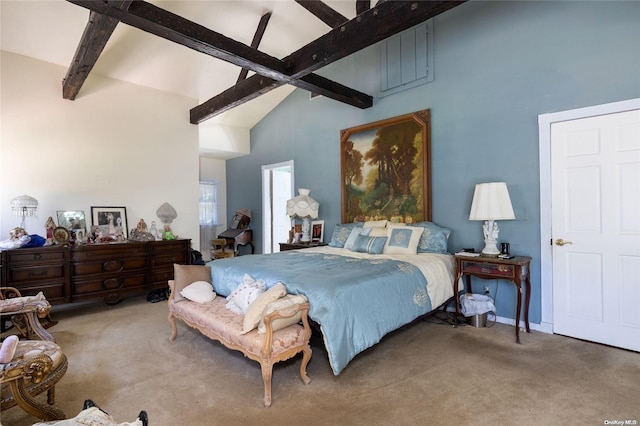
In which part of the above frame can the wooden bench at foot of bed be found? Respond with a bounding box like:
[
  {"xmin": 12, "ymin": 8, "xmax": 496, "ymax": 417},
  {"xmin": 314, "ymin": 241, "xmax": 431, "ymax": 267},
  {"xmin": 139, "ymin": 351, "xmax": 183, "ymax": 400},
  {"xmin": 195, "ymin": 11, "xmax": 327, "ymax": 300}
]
[{"xmin": 166, "ymin": 280, "xmax": 312, "ymax": 406}]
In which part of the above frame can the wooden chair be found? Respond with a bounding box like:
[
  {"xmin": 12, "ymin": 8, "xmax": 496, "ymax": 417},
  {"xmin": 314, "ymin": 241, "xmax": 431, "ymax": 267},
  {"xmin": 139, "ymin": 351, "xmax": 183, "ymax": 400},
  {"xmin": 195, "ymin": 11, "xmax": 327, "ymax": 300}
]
[
  {"xmin": 1, "ymin": 337, "xmax": 67, "ymax": 421},
  {"xmin": 211, "ymin": 238, "xmax": 234, "ymax": 260},
  {"xmin": 1, "ymin": 287, "xmax": 56, "ymax": 342}
]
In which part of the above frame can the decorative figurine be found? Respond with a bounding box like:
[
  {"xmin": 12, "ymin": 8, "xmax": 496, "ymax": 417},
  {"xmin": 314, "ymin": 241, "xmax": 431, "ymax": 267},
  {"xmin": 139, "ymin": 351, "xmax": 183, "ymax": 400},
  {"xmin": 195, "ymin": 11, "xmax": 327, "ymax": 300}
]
[
  {"xmin": 162, "ymin": 224, "xmax": 175, "ymax": 240},
  {"xmin": 136, "ymin": 219, "xmax": 148, "ymax": 233},
  {"xmin": 149, "ymin": 221, "xmax": 159, "ymax": 240},
  {"xmin": 45, "ymin": 216, "xmax": 56, "ymax": 243}
]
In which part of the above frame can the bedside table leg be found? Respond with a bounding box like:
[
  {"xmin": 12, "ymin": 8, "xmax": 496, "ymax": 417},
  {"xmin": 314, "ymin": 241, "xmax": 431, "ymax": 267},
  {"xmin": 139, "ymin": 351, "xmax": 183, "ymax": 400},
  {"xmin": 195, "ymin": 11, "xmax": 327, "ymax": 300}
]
[{"xmin": 515, "ymin": 282, "xmax": 522, "ymax": 344}]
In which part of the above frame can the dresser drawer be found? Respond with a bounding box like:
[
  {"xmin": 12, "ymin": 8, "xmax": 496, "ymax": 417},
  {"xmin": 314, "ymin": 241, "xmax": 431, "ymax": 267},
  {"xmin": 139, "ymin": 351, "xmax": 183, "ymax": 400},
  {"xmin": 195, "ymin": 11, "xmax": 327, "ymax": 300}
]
[
  {"xmin": 72, "ymin": 273, "xmax": 147, "ymax": 295},
  {"xmin": 72, "ymin": 257, "xmax": 147, "ymax": 276},
  {"xmin": 6, "ymin": 249, "xmax": 66, "ymax": 264},
  {"xmin": 152, "ymin": 252, "xmax": 187, "ymax": 269},
  {"xmin": 10, "ymin": 279, "xmax": 67, "ymax": 303},
  {"xmin": 7, "ymin": 264, "xmax": 66, "ymax": 283},
  {"xmin": 151, "ymin": 240, "xmax": 189, "ymax": 254},
  {"xmin": 461, "ymin": 261, "xmax": 515, "ymax": 278},
  {"xmin": 71, "ymin": 244, "xmax": 147, "ymax": 261}
]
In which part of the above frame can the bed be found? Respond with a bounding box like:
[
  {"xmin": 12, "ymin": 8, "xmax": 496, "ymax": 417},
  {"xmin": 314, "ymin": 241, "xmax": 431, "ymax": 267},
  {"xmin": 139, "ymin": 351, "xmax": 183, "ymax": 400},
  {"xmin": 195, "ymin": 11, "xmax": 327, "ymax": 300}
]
[{"xmin": 207, "ymin": 222, "xmax": 455, "ymax": 375}]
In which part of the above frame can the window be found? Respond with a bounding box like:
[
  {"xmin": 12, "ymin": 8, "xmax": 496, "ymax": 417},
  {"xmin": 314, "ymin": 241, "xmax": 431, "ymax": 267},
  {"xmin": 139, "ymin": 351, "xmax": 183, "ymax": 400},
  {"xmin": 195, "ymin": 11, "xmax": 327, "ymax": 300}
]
[{"xmin": 199, "ymin": 181, "xmax": 220, "ymax": 259}]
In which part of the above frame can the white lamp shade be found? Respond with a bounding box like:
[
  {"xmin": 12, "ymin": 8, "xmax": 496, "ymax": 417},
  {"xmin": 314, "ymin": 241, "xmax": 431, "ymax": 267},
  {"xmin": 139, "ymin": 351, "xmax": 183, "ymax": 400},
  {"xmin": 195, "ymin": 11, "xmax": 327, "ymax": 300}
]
[
  {"xmin": 286, "ymin": 188, "xmax": 319, "ymax": 219},
  {"xmin": 469, "ymin": 182, "xmax": 515, "ymax": 221}
]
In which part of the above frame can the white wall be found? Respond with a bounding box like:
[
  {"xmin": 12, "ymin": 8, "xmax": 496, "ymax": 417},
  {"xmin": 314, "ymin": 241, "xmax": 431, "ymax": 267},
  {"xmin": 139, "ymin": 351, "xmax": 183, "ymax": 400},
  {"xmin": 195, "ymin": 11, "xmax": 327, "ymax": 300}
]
[{"xmin": 0, "ymin": 51, "xmax": 201, "ymax": 249}]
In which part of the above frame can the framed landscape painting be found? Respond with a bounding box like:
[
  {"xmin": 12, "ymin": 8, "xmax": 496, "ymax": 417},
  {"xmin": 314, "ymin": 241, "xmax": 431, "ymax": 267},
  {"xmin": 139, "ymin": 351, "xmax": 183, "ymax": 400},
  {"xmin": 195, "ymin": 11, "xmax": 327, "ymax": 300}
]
[{"xmin": 340, "ymin": 109, "xmax": 431, "ymax": 224}]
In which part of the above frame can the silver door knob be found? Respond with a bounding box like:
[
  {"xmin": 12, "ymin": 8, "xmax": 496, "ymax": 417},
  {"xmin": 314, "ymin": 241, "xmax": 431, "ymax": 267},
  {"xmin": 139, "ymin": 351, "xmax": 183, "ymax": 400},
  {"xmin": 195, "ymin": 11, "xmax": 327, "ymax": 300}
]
[{"xmin": 555, "ymin": 239, "xmax": 573, "ymax": 246}]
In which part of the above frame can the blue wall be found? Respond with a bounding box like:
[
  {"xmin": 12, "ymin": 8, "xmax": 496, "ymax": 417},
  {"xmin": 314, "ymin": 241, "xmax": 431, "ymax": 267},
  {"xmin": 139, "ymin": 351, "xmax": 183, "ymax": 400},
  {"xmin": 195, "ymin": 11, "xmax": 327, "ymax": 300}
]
[{"xmin": 226, "ymin": 1, "xmax": 640, "ymax": 324}]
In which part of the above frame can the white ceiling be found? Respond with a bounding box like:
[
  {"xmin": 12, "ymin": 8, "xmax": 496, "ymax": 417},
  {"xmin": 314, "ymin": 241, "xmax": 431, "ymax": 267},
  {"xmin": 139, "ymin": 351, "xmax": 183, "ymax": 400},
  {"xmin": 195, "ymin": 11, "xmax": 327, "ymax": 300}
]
[{"xmin": 1, "ymin": 0, "xmax": 360, "ymax": 129}]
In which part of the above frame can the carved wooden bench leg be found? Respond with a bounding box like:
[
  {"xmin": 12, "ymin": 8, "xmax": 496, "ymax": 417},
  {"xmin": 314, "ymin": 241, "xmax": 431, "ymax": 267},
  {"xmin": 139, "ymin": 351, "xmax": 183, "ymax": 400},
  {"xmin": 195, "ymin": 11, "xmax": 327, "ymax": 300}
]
[
  {"xmin": 168, "ymin": 312, "xmax": 178, "ymax": 341},
  {"xmin": 299, "ymin": 346, "xmax": 312, "ymax": 385},
  {"xmin": 260, "ymin": 361, "xmax": 274, "ymax": 407}
]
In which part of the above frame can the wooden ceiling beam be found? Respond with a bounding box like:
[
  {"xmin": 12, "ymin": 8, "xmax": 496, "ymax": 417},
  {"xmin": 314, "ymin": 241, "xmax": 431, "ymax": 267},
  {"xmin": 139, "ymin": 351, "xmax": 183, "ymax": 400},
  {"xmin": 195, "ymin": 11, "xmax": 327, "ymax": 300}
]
[
  {"xmin": 294, "ymin": 1, "xmax": 348, "ymax": 28},
  {"xmin": 62, "ymin": 0, "xmax": 132, "ymax": 100},
  {"xmin": 237, "ymin": 12, "xmax": 272, "ymax": 83},
  {"xmin": 191, "ymin": 0, "xmax": 465, "ymax": 123},
  {"xmin": 288, "ymin": 1, "xmax": 465, "ymax": 79},
  {"xmin": 192, "ymin": 72, "xmax": 372, "ymax": 124},
  {"xmin": 66, "ymin": 0, "xmax": 370, "ymax": 116},
  {"xmin": 356, "ymin": 0, "xmax": 371, "ymax": 15},
  {"xmin": 67, "ymin": 0, "xmax": 290, "ymax": 81}
]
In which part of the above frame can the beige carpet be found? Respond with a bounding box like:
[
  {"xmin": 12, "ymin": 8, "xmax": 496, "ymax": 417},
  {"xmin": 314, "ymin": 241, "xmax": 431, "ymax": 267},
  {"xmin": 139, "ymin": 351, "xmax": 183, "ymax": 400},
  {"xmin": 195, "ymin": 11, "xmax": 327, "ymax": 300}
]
[{"xmin": 2, "ymin": 296, "xmax": 638, "ymax": 426}]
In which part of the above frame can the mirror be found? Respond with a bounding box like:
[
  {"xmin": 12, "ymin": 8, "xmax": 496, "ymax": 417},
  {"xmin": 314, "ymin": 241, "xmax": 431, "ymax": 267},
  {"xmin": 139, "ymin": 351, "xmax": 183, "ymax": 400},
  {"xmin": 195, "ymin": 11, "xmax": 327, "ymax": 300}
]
[{"xmin": 57, "ymin": 210, "xmax": 87, "ymax": 232}]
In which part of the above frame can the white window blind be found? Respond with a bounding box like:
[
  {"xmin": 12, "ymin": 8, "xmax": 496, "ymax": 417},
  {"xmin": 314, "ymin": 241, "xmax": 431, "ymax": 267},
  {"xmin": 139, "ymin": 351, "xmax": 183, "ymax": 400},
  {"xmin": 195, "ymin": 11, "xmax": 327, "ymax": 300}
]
[{"xmin": 199, "ymin": 181, "xmax": 220, "ymax": 259}]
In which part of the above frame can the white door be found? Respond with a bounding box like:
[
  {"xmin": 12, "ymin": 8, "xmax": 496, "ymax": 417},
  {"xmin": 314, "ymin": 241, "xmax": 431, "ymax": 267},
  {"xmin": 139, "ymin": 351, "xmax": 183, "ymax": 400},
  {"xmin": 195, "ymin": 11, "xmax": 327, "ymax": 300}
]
[
  {"xmin": 551, "ymin": 109, "xmax": 640, "ymax": 352},
  {"xmin": 262, "ymin": 161, "xmax": 294, "ymax": 253}
]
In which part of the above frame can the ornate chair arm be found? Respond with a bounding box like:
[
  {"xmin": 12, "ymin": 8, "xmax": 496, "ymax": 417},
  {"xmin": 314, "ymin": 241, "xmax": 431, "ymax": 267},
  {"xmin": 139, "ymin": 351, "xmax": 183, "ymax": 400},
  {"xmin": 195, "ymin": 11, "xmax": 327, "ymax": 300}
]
[
  {"xmin": 1, "ymin": 353, "xmax": 54, "ymax": 384},
  {"xmin": 261, "ymin": 302, "xmax": 311, "ymax": 357}
]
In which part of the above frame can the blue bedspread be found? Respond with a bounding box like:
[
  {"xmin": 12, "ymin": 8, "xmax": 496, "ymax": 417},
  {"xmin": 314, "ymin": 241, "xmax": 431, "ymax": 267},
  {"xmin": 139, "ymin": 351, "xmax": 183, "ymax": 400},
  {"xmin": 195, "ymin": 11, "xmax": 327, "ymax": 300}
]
[{"xmin": 208, "ymin": 248, "xmax": 452, "ymax": 375}]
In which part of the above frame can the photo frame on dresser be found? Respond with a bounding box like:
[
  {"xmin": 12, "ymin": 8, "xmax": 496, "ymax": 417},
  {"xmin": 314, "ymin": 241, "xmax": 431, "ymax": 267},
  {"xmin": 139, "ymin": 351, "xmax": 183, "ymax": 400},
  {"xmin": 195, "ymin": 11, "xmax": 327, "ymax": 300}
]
[
  {"xmin": 57, "ymin": 210, "xmax": 86, "ymax": 232},
  {"xmin": 91, "ymin": 206, "xmax": 128, "ymax": 239},
  {"xmin": 311, "ymin": 220, "xmax": 324, "ymax": 243},
  {"xmin": 340, "ymin": 109, "xmax": 431, "ymax": 224}
]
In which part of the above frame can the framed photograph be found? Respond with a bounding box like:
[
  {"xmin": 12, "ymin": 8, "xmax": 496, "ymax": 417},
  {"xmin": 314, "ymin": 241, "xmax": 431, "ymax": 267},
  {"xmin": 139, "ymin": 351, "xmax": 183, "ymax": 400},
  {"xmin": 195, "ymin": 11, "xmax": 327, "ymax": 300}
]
[
  {"xmin": 91, "ymin": 206, "xmax": 128, "ymax": 239},
  {"xmin": 57, "ymin": 210, "xmax": 86, "ymax": 232},
  {"xmin": 311, "ymin": 220, "xmax": 324, "ymax": 243},
  {"xmin": 340, "ymin": 109, "xmax": 431, "ymax": 224}
]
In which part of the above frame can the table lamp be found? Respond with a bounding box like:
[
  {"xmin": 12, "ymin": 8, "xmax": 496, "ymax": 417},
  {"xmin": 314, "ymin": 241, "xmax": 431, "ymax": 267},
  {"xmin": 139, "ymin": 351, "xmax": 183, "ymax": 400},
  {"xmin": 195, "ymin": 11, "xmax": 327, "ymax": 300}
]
[
  {"xmin": 468, "ymin": 182, "xmax": 515, "ymax": 257},
  {"xmin": 286, "ymin": 189, "xmax": 319, "ymax": 243},
  {"xmin": 11, "ymin": 194, "xmax": 39, "ymax": 230}
]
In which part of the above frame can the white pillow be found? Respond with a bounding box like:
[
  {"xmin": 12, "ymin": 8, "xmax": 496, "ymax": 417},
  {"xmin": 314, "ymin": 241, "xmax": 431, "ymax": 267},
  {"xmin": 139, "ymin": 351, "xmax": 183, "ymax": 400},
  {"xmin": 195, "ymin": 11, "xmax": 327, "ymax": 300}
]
[
  {"xmin": 225, "ymin": 275, "xmax": 266, "ymax": 315},
  {"xmin": 180, "ymin": 280, "xmax": 216, "ymax": 304},
  {"xmin": 383, "ymin": 225, "xmax": 424, "ymax": 255},
  {"xmin": 258, "ymin": 294, "xmax": 307, "ymax": 334},
  {"xmin": 363, "ymin": 219, "xmax": 388, "ymax": 228},
  {"xmin": 367, "ymin": 227, "xmax": 388, "ymax": 237},
  {"xmin": 242, "ymin": 282, "xmax": 287, "ymax": 334}
]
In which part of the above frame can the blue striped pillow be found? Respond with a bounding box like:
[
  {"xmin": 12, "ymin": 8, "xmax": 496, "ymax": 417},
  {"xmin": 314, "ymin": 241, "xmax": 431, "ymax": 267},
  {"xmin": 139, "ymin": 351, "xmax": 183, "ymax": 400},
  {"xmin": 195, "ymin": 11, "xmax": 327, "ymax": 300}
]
[{"xmin": 351, "ymin": 235, "xmax": 388, "ymax": 254}]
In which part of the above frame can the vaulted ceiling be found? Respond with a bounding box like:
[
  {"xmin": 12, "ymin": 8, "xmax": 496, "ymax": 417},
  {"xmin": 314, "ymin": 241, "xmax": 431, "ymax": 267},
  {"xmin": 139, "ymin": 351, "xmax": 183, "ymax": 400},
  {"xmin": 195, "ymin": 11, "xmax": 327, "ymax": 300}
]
[{"xmin": 1, "ymin": 1, "xmax": 463, "ymax": 129}]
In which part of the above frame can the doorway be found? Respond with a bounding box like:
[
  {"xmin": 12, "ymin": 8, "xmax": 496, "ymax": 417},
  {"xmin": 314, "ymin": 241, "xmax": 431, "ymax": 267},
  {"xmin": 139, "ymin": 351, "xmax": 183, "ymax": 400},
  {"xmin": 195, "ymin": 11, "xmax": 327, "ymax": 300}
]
[
  {"xmin": 539, "ymin": 98, "xmax": 640, "ymax": 351},
  {"xmin": 262, "ymin": 161, "xmax": 294, "ymax": 253}
]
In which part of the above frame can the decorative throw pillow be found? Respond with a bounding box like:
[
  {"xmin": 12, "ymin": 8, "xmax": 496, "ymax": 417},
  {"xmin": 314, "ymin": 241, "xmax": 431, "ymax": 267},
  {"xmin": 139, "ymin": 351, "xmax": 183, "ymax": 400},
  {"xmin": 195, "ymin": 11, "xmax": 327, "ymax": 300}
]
[
  {"xmin": 173, "ymin": 264, "xmax": 212, "ymax": 303},
  {"xmin": 343, "ymin": 227, "xmax": 371, "ymax": 251},
  {"xmin": 367, "ymin": 227, "xmax": 388, "ymax": 237},
  {"xmin": 328, "ymin": 224, "xmax": 351, "ymax": 248},
  {"xmin": 383, "ymin": 226, "xmax": 424, "ymax": 255},
  {"xmin": 363, "ymin": 219, "xmax": 388, "ymax": 228},
  {"xmin": 258, "ymin": 294, "xmax": 308, "ymax": 334},
  {"xmin": 409, "ymin": 222, "xmax": 452, "ymax": 253},
  {"xmin": 180, "ymin": 280, "xmax": 216, "ymax": 304},
  {"xmin": 225, "ymin": 275, "xmax": 266, "ymax": 315},
  {"xmin": 350, "ymin": 234, "xmax": 388, "ymax": 254},
  {"xmin": 242, "ymin": 282, "xmax": 287, "ymax": 334},
  {"xmin": 0, "ymin": 334, "xmax": 19, "ymax": 363}
]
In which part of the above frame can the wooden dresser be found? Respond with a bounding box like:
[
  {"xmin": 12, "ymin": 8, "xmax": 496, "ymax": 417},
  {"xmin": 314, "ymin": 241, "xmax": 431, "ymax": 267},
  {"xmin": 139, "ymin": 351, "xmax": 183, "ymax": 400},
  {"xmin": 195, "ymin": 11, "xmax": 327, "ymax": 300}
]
[{"xmin": 0, "ymin": 239, "xmax": 190, "ymax": 305}]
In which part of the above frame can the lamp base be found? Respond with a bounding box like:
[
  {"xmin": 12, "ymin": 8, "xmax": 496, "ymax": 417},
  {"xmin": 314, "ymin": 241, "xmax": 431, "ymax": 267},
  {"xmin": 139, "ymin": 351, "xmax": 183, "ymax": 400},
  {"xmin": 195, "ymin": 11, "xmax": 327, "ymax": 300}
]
[
  {"xmin": 300, "ymin": 217, "xmax": 312, "ymax": 243},
  {"xmin": 480, "ymin": 220, "xmax": 501, "ymax": 257}
]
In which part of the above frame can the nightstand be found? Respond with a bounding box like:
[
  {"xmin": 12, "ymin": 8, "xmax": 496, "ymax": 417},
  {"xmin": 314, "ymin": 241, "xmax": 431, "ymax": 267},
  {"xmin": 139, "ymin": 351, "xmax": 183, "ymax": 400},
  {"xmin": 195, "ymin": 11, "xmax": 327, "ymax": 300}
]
[
  {"xmin": 453, "ymin": 254, "xmax": 532, "ymax": 343},
  {"xmin": 279, "ymin": 242, "xmax": 328, "ymax": 251}
]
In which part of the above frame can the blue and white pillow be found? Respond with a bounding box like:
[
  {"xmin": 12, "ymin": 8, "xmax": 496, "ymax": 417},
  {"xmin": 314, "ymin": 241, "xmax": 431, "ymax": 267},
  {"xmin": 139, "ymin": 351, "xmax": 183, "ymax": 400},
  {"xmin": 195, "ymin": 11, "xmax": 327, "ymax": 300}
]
[
  {"xmin": 408, "ymin": 222, "xmax": 452, "ymax": 253},
  {"xmin": 350, "ymin": 234, "xmax": 388, "ymax": 254},
  {"xmin": 328, "ymin": 223, "xmax": 363, "ymax": 248},
  {"xmin": 383, "ymin": 226, "xmax": 424, "ymax": 255},
  {"xmin": 343, "ymin": 227, "xmax": 371, "ymax": 251}
]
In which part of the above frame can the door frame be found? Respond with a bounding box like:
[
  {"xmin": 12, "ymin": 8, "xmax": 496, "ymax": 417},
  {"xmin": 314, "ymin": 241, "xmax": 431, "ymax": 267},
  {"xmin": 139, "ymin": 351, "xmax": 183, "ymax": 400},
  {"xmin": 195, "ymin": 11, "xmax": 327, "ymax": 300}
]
[
  {"xmin": 537, "ymin": 98, "xmax": 640, "ymax": 334},
  {"xmin": 261, "ymin": 160, "xmax": 294, "ymax": 253}
]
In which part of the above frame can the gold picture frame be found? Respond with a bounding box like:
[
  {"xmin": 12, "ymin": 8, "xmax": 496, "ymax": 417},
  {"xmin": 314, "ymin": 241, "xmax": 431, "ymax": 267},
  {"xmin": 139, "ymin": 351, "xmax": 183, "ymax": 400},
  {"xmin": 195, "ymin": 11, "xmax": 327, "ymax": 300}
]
[{"xmin": 340, "ymin": 109, "xmax": 431, "ymax": 224}]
